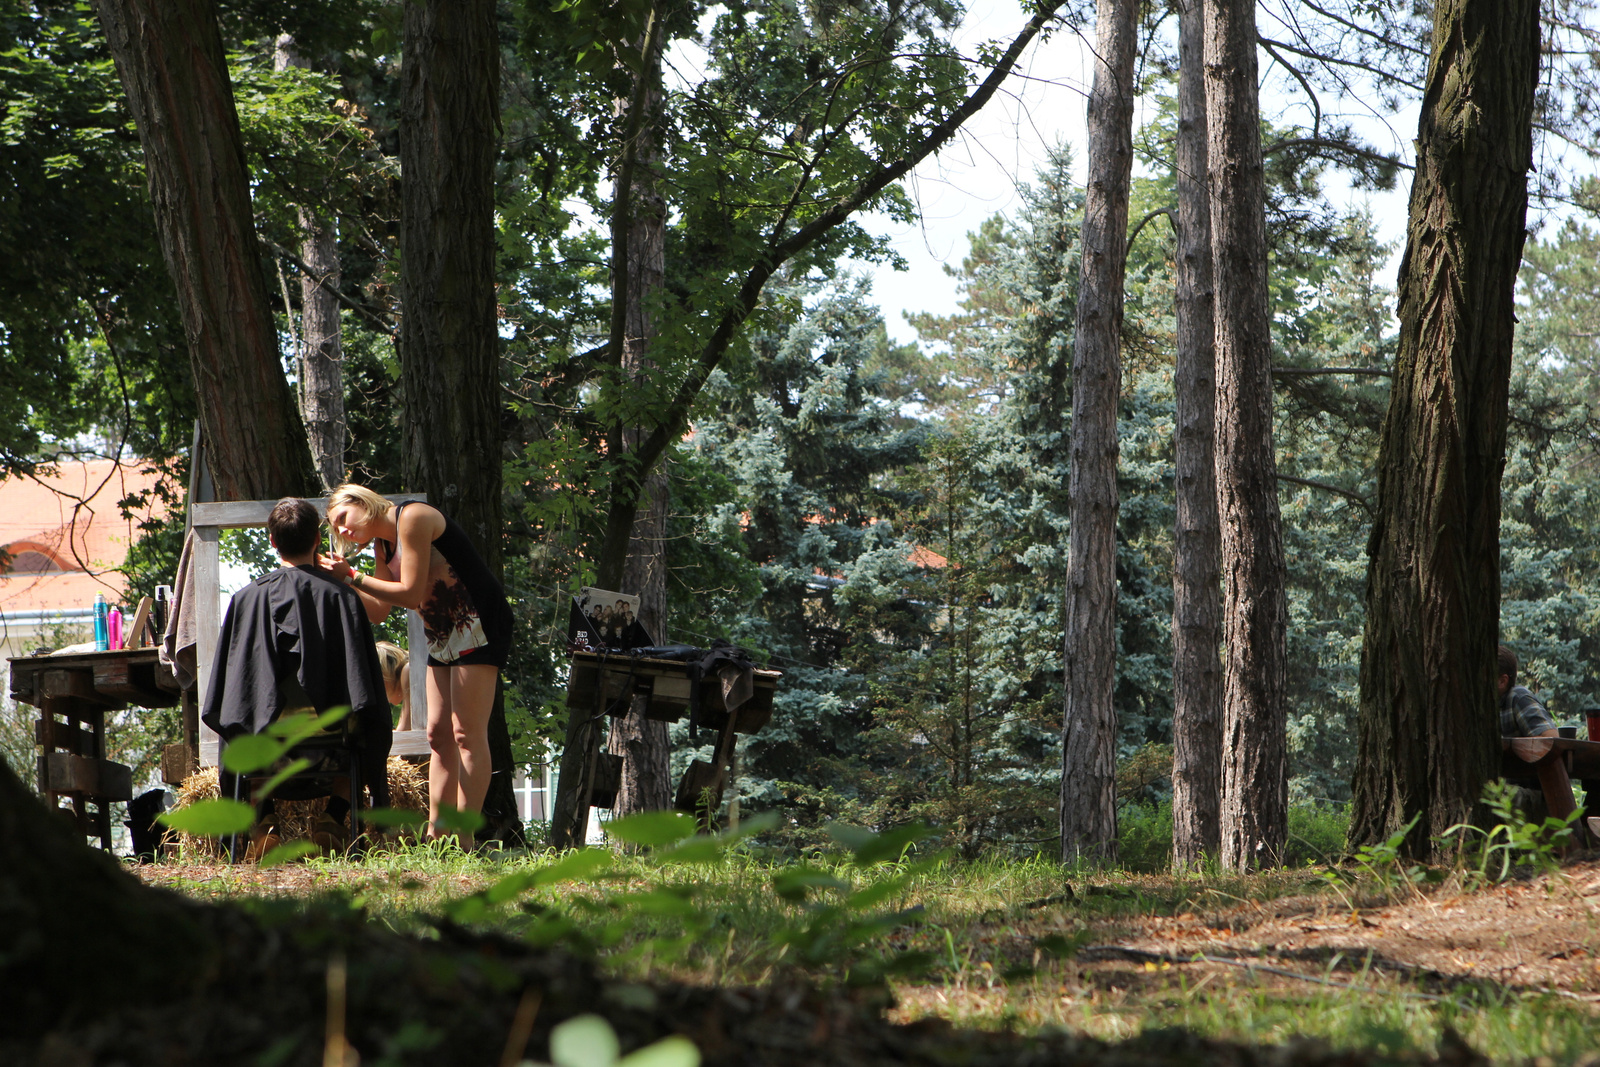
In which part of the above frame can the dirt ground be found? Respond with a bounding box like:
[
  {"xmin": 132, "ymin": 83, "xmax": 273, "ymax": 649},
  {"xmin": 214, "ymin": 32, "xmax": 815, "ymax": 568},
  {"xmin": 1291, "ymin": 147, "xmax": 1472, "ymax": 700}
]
[
  {"xmin": 1089, "ymin": 860, "xmax": 1600, "ymax": 995},
  {"xmin": 98, "ymin": 857, "xmax": 1600, "ymax": 1067},
  {"xmin": 885, "ymin": 858, "xmax": 1600, "ymax": 1035},
  {"xmin": 134, "ymin": 856, "xmax": 1600, "ymax": 997}
]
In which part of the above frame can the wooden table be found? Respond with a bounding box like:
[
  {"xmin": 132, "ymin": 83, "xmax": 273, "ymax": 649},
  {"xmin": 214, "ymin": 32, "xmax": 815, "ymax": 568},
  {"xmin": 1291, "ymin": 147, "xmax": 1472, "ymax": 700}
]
[
  {"xmin": 9, "ymin": 648, "xmax": 180, "ymax": 850},
  {"xmin": 1501, "ymin": 735, "xmax": 1600, "ymax": 845},
  {"xmin": 558, "ymin": 650, "xmax": 781, "ymax": 831}
]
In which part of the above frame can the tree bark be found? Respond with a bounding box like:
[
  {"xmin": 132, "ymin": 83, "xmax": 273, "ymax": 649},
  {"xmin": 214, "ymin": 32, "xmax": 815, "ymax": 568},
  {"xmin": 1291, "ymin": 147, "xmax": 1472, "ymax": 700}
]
[
  {"xmin": 399, "ymin": 0, "xmax": 522, "ymax": 843},
  {"xmin": 1060, "ymin": 0, "xmax": 1137, "ymax": 865},
  {"xmin": 0, "ymin": 754, "xmax": 214, "ymax": 1038},
  {"xmin": 1205, "ymin": 0, "xmax": 1288, "ymax": 871},
  {"xmin": 604, "ymin": 89, "xmax": 672, "ymax": 814},
  {"xmin": 1349, "ymin": 0, "xmax": 1539, "ymax": 858},
  {"xmin": 606, "ymin": 476, "xmax": 672, "ymax": 814},
  {"xmin": 274, "ymin": 35, "xmax": 346, "ymax": 491},
  {"xmin": 92, "ymin": 0, "xmax": 318, "ymax": 500},
  {"xmin": 1169, "ymin": 0, "xmax": 1222, "ymax": 871},
  {"xmin": 551, "ymin": 6, "xmax": 673, "ymax": 847}
]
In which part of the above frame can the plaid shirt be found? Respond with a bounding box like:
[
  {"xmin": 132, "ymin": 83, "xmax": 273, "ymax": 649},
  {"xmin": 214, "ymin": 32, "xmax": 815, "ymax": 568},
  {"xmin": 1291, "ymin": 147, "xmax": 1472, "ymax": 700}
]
[{"xmin": 1500, "ymin": 684, "xmax": 1557, "ymax": 738}]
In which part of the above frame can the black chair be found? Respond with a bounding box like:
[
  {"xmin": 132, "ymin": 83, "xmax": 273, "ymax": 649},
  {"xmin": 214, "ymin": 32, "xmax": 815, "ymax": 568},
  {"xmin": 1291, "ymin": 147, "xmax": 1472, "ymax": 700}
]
[{"xmin": 224, "ymin": 680, "xmax": 365, "ymax": 862}]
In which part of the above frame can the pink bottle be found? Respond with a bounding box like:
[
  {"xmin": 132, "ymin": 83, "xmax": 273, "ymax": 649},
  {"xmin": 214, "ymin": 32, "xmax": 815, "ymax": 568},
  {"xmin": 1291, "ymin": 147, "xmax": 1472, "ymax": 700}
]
[{"xmin": 107, "ymin": 607, "xmax": 122, "ymax": 650}]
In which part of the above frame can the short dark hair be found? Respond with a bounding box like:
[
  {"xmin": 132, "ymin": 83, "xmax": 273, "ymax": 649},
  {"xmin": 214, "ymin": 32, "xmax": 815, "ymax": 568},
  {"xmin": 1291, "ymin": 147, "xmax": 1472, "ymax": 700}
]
[
  {"xmin": 1498, "ymin": 644, "xmax": 1518, "ymax": 688},
  {"xmin": 267, "ymin": 498, "xmax": 320, "ymax": 558}
]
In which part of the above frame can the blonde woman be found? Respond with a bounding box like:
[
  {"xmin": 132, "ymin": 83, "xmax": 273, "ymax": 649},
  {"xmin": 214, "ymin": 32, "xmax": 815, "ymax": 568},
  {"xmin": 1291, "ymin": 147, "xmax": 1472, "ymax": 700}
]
[{"xmin": 323, "ymin": 485, "xmax": 512, "ymax": 849}]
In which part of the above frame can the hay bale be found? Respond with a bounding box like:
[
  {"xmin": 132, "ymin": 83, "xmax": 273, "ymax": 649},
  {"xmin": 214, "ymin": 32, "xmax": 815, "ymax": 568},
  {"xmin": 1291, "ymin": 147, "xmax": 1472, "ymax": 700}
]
[{"xmin": 169, "ymin": 756, "xmax": 430, "ymax": 859}]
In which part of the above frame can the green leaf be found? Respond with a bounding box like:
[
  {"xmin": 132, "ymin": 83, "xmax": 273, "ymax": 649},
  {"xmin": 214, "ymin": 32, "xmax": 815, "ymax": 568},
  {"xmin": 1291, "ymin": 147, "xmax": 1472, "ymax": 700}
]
[
  {"xmin": 532, "ymin": 847, "xmax": 614, "ymax": 886},
  {"xmin": 221, "ymin": 733, "xmax": 287, "ymax": 774},
  {"xmin": 654, "ymin": 836, "xmax": 726, "ymax": 865},
  {"xmin": 158, "ymin": 799, "xmax": 256, "ymax": 836},
  {"xmin": 259, "ymin": 840, "xmax": 320, "ymax": 867},
  {"xmin": 615, "ymin": 888, "xmax": 698, "ymax": 919},
  {"xmin": 772, "ymin": 867, "xmax": 850, "ymax": 903},
  {"xmin": 255, "ymin": 758, "xmax": 313, "ymax": 801},
  {"xmin": 481, "ymin": 848, "xmax": 614, "ymax": 906},
  {"xmin": 435, "ymin": 805, "xmax": 486, "ymax": 835},
  {"xmin": 606, "ymin": 811, "xmax": 697, "ymax": 847},
  {"xmin": 550, "ymin": 1013, "xmax": 620, "ymax": 1067},
  {"xmin": 727, "ymin": 811, "xmax": 781, "ymax": 839},
  {"xmin": 363, "ymin": 807, "xmax": 428, "ymax": 829},
  {"xmin": 846, "ymin": 873, "xmax": 910, "ymax": 911},
  {"xmin": 265, "ymin": 705, "xmax": 350, "ymax": 742},
  {"xmin": 826, "ymin": 822, "xmax": 877, "ymax": 853},
  {"xmin": 617, "ymin": 1035, "xmax": 700, "ymax": 1067},
  {"xmin": 1035, "ymin": 931, "xmax": 1092, "ymax": 960},
  {"xmin": 877, "ymin": 950, "xmax": 938, "ymax": 977},
  {"xmin": 827, "ymin": 822, "xmax": 936, "ymax": 866}
]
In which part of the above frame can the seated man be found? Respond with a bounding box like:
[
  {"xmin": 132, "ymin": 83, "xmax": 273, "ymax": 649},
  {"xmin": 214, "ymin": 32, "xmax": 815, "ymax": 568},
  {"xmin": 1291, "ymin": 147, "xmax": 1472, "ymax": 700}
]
[
  {"xmin": 1498, "ymin": 644, "xmax": 1557, "ymax": 738},
  {"xmin": 201, "ymin": 498, "xmax": 391, "ymax": 840}
]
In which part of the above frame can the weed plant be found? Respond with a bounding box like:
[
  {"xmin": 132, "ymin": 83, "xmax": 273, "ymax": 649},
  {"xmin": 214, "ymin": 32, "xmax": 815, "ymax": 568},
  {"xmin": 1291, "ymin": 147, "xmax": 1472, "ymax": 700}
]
[{"xmin": 146, "ymin": 801, "xmax": 1600, "ymax": 1066}]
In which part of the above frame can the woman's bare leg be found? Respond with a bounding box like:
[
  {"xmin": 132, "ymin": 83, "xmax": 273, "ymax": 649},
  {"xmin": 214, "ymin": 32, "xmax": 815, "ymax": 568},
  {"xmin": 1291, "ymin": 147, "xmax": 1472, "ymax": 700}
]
[
  {"xmin": 449, "ymin": 664, "xmax": 499, "ymax": 850},
  {"xmin": 424, "ymin": 665, "xmax": 458, "ymax": 841}
]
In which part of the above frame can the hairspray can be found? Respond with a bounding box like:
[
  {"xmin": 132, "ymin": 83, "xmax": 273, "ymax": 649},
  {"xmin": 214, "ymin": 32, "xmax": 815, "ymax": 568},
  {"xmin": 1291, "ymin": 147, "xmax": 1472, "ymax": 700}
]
[
  {"xmin": 107, "ymin": 606, "xmax": 123, "ymax": 650},
  {"xmin": 93, "ymin": 593, "xmax": 109, "ymax": 651}
]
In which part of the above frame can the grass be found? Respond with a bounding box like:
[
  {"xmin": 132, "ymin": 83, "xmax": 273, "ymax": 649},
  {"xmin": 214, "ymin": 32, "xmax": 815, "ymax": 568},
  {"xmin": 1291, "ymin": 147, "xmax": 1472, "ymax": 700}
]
[{"xmin": 137, "ymin": 807, "xmax": 1600, "ymax": 1066}]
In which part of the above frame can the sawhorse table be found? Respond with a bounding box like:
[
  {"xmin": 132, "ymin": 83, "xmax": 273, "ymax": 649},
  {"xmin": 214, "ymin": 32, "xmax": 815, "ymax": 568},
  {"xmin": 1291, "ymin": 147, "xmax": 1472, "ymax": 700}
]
[{"xmin": 9, "ymin": 648, "xmax": 179, "ymax": 850}]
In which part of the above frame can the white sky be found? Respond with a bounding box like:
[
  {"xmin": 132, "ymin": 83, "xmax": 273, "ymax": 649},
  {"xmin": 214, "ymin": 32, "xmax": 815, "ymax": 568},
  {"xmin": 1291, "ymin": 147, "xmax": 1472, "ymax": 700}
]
[
  {"xmin": 661, "ymin": 3, "xmax": 1592, "ymax": 348},
  {"xmin": 854, "ymin": 1, "xmax": 1424, "ymax": 345}
]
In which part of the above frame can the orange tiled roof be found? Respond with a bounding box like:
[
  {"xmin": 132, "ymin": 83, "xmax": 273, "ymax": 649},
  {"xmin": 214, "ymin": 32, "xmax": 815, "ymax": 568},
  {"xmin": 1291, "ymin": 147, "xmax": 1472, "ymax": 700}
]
[{"xmin": 0, "ymin": 459, "xmax": 169, "ymax": 614}]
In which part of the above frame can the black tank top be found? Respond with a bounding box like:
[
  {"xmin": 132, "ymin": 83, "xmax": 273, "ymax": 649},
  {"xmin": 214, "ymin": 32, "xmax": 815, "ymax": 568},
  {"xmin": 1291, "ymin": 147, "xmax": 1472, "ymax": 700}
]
[{"xmin": 381, "ymin": 502, "xmax": 507, "ymax": 663}]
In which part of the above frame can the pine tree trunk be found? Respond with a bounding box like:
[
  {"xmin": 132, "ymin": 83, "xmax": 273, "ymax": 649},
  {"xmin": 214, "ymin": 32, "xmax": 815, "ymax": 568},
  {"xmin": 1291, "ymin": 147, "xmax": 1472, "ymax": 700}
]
[
  {"xmin": 1204, "ymin": 0, "xmax": 1288, "ymax": 871},
  {"xmin": 1060, "ymin": 0, "xmax": 1137, "ymax": 865},
  {"xmin": 274, "ymin": 35, "xmax": 346, "ymax": 491},
  {"xmin": 1169, "ymin": 0, "xmax": 1222, "ymax": 871},
  {"xmin": 399, "ymin": 0, "xmax": 522, "ymax": 842},
  {"xmin": 1349, "ymin": 0, "xmax": 1539, "ymax": 858},
  {"xmin": 92, "ymin": 0, "xmax": 318, "ymax": 500}
]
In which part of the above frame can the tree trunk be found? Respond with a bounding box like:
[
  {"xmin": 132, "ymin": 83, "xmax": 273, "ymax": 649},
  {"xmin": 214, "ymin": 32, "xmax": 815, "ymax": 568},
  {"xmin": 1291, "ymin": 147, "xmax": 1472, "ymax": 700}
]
[
  {"xmin": 399, "ymin": 0, "xmax": 522, "ymax": 843},
  {"xmin": 551, "ymin": 7, "xmax": 673, "ymax": 847},
  {"xmin": 0, "ymin": 755, "xmax": 214, "ymax": 1039},
  {"xmin": 1349, "ymin": 0, "xmax": 1539, "ymax": 858},
  {"xmin": 606, "ymin": 476, "xmax": 672, "ymax": 814},
  {"xmin": 603, "ymin": 15, "xmax": 673, "ymax": 819},
  {"xmin": 1169, "ymin": 0, "xmax": 1223, "ymax": 871},
  {"xmin": 92, "ymin": 0, "xmax": 318, "ymax": 500},
  {"xmin": 1204, "ymin": 0, "xmax": 1288, "ymax": 871},
  {"xmin": 274, "ymin": 35, "xmax": 346, "ymax": 491},
  {"xmin": 1060, "ymin": 0, "xmax": 1137, "ymax": 865}
]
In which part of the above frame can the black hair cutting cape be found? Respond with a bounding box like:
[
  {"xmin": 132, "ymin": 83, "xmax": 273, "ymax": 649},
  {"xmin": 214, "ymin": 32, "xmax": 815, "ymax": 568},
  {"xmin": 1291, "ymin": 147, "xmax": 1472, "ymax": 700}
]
[{"xmin": 200, "ymin": 565, "xmax": 391, "ymax": 806}]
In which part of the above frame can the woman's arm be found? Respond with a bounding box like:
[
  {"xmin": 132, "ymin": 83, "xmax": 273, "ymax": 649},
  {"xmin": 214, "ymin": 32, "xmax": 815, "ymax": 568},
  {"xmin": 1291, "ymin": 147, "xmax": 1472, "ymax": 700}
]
[
  {"xmin": 343, "ymin": 504, "xmax": 443, "ymax": 611},
  {"xmin": 320, "ymin": 551, "xmax": 392, "ymax": 624}
]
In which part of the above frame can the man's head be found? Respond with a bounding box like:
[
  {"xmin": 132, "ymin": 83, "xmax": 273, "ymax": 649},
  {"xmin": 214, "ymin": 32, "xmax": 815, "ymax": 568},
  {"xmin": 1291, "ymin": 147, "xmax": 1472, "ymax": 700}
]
[
  {"xmin": 267, "ymin": 498, "xmax": 321, "ymax": 561},
  {"xmin": 1498, "ymin": 644, "xmax": 1518, "ymax": 697}
]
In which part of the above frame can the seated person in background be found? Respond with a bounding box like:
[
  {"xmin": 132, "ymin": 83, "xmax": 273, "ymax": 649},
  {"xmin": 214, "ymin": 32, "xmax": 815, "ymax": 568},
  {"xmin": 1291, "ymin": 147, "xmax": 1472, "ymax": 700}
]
[
  {"xmin": 1498, "ymin": 644, "xmax": 1557, "ymax": 738},
  {"xmin": 201, "ymin": 499, "xmax": 392, "ymax": 838},
  {"xmin": 375, "ymin": 640, "xmax": 413, "ymax": 731}
]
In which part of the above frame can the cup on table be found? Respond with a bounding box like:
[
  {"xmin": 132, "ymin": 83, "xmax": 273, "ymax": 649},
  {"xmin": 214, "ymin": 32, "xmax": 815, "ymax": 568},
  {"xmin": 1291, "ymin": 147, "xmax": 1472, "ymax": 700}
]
[
  {"xmin": 1559, "ymin": 725, "xmax": 1579, "ymax": 739},
  {"xmin": 1586, "ymin": 708, "xmax": 1600, "ymax": 741}
]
